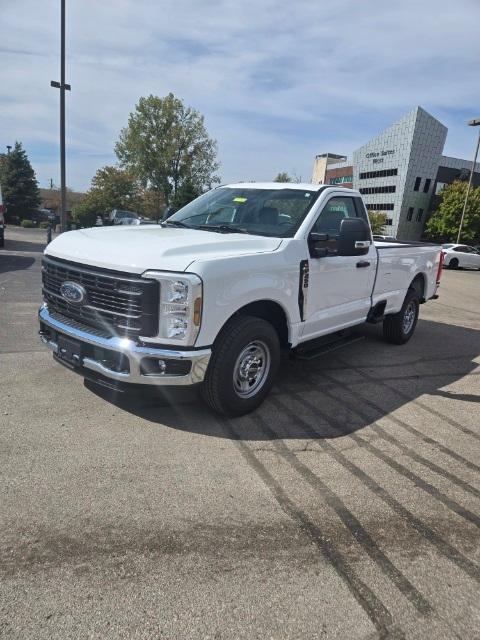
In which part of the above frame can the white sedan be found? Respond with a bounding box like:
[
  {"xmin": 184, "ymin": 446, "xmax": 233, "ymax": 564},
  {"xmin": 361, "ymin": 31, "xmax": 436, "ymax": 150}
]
[{"xmin": 442, "ymin": 243, "xmax": 480, "ymax": 269}]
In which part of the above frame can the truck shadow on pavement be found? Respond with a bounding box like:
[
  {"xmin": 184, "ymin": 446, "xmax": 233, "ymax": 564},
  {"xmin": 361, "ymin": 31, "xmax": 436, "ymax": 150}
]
[{"xmin": 85, "ymin": 318, "xmax": 479, "ymax": 441}]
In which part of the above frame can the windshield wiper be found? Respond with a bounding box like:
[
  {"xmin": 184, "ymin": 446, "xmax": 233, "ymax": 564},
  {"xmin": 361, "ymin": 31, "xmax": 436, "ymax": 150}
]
[
  {"xmin": 162, "ymin": 220, "xmax": 191, "ymax": 228},
  {"xmin": 198, "ymin": 224, "xmax": 249, "ymax": 234}
]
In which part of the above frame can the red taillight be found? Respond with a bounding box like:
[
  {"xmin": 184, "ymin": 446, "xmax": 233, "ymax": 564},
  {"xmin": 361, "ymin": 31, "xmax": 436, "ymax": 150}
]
[{"xmin": 436, "ymin": 251, "xmax": 445, "ymax": 284}]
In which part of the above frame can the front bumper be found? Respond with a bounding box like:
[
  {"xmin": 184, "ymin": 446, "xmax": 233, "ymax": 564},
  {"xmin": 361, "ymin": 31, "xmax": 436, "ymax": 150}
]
[{"xmin": 38, "ymin": 305, "xmax": 211, "ymax": 386}]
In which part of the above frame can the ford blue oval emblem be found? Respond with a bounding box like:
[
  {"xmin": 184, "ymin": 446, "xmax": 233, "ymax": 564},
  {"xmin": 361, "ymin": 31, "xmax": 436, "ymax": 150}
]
[{"xmin": 59, "ymin": 281, "xmax": 87, "ymax": 305}]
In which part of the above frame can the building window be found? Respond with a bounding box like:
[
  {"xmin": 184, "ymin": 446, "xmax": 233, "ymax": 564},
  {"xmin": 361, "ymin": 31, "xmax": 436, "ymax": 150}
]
[
  {"xmin": 365, "ymin": 203, "xmax": 394, "ymax": 211},
  {"xmin": 407, "ymin": 207, "xmax": 414, "ymax": 221},
  {"xmin": 329, "ymin": 176, "xmax": 353, "ymax": 184},
  {"xmin": 416, "ymin": 208, "xmax": 424, "ymax": 222},
  {"xmin": 414, "ymin": 177, "xmax": 421, "ymax": 191},
  {"xmin": 435, "ymin": 181, "xmax": 447, "ymax": 195},
  {"xmin": 386, "ymin": 218, "xmax": 393, "ymax": 225},
  {"xmin": 359, "ymin": 185, "xmax": 396, "ymax": 195},
  {"xmin": 423, "ymin": 179, "xmax": 431, "ymax": 193},
  {"xmin": 359, "ymin": 168, "xmax": 398, "ymax": 179}
]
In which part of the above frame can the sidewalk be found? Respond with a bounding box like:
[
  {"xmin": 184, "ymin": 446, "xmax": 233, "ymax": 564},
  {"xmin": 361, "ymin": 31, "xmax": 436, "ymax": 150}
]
[{"xmin": 1, "ymin": 226, "xmax": 57, "ymax": 255}]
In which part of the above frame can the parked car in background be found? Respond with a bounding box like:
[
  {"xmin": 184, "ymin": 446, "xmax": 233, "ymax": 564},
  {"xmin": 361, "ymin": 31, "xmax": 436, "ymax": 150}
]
[
  {"xmin": 442, "ymin": 243, "xmax": 480, "ymax": 269},
  {"xmin": 373, "ymin": 234, "xmax": 397, "ymax": 242},
  {"xmin": 0, "ymin": 185, "xmax": 5, "ymax": 248},
  {"xmin": 106, "ymin": 209, "xmax": 140, "ymax": 225}
]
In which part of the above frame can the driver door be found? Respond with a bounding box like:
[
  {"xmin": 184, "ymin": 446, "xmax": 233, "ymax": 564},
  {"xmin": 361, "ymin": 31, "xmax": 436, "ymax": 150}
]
[{"xmin": 301, "ymin": 195, "xmax": 377, "ymax": 340}]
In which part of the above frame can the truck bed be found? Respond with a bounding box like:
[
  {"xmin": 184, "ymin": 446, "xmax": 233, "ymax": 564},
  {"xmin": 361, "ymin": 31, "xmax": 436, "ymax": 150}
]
[{"xmin": 373, "ymin": 241, "xmax": 441, "ymax": 313}]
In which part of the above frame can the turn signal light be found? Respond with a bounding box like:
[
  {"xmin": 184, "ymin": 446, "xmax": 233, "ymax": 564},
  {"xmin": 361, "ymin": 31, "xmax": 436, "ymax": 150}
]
[{"xmin": 193, "ymin": 297, "xmax": 202, "ymax": 326}]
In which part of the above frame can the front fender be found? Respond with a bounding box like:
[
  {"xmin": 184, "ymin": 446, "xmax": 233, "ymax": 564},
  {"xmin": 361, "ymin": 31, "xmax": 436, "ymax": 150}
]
[{"xmin": 193, "ymin": 251, "xmax": 302, "ymax": 347}]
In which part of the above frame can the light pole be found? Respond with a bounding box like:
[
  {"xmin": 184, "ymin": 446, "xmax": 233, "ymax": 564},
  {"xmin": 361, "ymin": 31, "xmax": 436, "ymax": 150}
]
[
  {"xmin": 51, "ymin": 0, "xmax": 71, "ymax": 232},
  {"xmin": 457, "ymin": 118, "xmax": 480, "ymax": 244}
]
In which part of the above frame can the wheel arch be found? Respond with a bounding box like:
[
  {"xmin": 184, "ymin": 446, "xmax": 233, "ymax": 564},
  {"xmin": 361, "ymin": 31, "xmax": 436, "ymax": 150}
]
[
  {"xmin": 409, "ymin": 272, "xmax": 426, "ymax": 302},
  {"xmin": 218, "ymin": 299, "xmax": 291, "ymax": 349}
]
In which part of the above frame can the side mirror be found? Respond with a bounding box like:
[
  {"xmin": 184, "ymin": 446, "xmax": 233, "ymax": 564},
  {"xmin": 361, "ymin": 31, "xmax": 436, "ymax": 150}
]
[
  {"xmin": 308, "ymin": 232, "xmax": 329, "ymax": 258},
  {"xmin": 337, "ymin": 218, "xmax": 371, "ymax": 256}
]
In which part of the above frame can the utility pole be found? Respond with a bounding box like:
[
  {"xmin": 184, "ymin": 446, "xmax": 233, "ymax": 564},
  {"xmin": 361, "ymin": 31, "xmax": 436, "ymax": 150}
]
[
  {"xmin": 457, "ymin": 118, "xmax": 480, "ymax": 244},
  {"xmin": 51, "ymin": 0, "xmax": 71, "ymax": 232}
]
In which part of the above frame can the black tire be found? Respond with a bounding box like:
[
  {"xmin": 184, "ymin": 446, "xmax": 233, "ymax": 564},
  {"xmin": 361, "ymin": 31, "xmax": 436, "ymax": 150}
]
[
  {"xmin": 383, "ymin": 289, "xmax": 420, "ymax": 345},
  {"xmin": 0, "ymin": 234, "xmax": 4, "ymax": 248},
  {"xmin": 449, "ymin": 258, "xmax": 459, "ymax": 269},
  {"xmin": 201, "ymin": 315, "xmax": 280, "ymax": 417}
]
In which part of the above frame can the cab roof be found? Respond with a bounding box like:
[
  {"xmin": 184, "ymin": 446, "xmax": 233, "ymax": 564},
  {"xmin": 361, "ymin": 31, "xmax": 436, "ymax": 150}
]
[{"xmin": 222, "ymin": 182, "xmax": 355, "ymax": 193}]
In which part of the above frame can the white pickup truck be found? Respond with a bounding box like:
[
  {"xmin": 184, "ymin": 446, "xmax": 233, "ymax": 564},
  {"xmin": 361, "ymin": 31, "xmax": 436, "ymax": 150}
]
[{"xmin": 39, "ymin": 183, "xmax": 443, "ymax": 415}]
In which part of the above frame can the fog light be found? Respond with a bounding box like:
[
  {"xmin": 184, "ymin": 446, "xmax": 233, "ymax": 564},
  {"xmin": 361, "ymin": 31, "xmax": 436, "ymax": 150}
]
[{"xmin": 158, "ymin": 359, "xmax": 167, "ymax": 374}]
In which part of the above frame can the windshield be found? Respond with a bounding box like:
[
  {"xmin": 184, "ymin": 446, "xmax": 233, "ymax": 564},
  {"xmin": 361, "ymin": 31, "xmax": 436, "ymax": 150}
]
[{"xmin": 168, "ymin": 187, "xmax": 318, "ymax": 237}]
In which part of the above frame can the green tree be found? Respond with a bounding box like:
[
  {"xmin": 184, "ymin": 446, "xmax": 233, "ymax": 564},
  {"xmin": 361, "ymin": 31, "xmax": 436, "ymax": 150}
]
[
  {"xmin": 86, "ymin": 165, "xmax": 142, "ymax": 215},
  {"xmin": 273, "ymin": 172, "xmax": 301, "ymax": 183},
  {"xmin": 0, "ymin": 142, "xmax": 40, "ymax": 221},
  {"xmin": 368, "ymin": 211, "xmax": 387, "ymax": 234},
  {"xmin": 171, "ymin": 177, "xmax": 201, "ymax": 210},
  {"xmin": 115, "ymin": 93, "xmax": 220, "ymax": 214},
  {"xmin": 71, "ymin": 166, "xmax": 143, "ymax": 227},
  {"xmin": 425, "ymin": 180, "xmax": 480, "ymax": 242},
  {"xmin": 274, "ymin": 172, "xmax": 293, "ymax": 182},
  {"xmin": 71, "ymin": 201, "xmax": 97, "ymax": 228}
]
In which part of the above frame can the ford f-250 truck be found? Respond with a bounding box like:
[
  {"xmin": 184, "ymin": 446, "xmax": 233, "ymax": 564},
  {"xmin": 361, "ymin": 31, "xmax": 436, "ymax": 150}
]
[{"xmin": 39, "ymin": 183, "xmax": 443, "ymax": 416}]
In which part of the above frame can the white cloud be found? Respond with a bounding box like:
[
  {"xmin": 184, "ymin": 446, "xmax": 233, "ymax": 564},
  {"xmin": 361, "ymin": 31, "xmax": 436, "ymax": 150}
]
[{"xmin": 1, "ymin": 0, "xmax": 479, "ymax": 190}]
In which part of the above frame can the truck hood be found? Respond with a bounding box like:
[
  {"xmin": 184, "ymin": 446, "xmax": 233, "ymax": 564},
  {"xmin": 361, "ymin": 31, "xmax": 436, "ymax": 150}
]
[{"xmin": 45, "ymin": 225, "xmax": 283, "ymax": 274}]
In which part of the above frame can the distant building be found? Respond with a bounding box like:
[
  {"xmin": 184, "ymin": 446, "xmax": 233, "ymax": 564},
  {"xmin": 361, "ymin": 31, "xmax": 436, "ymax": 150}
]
[
  {"xmin": 312, "ymin": 153, "xmax": 352, "ymax": 187},
  {"xmin": 312, "ymin": 106, "xmax": 480, "ymax": 240},
  {"xmin": 39, "ymin": 188, "xmax": 86, "ymax": 213}
]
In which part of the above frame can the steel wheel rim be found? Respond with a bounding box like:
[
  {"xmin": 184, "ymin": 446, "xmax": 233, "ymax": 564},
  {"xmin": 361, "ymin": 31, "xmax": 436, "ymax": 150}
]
[
  {"xmin": 403, "ymin": 301, "xmax": 416, "ymax": 334},
  {"xmin": 233, "ymin": 340, "xmax": 271, "ymax": 398}
]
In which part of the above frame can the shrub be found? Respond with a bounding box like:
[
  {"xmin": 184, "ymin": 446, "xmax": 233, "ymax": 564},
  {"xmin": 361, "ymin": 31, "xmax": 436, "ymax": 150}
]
[
  {"xmin": 368, "ymin": 211, "xmax": 388, "ymax": 235},
  {"xmin": 39, "ymin": 221, "xmax": 51, "ymax": 229},
  {"xmin": 72, "ymin": 202, "xmax": 98, "ymax": 228},
  {"xmin": 21, "ymin": 219, "xmax": 36, "ymax": 228}
]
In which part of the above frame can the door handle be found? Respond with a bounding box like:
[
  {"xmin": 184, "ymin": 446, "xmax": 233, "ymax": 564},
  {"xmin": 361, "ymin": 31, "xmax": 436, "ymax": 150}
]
[{"xmin": 356, "ymin": 260, "xmax": 370, "ymax": 268}]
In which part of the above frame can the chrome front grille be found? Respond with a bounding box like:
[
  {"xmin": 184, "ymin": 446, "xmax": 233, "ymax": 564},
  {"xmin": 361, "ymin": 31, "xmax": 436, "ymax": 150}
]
[{"xmin": 41, "ymin": 256, "xmax": 159, "ymax": 338}]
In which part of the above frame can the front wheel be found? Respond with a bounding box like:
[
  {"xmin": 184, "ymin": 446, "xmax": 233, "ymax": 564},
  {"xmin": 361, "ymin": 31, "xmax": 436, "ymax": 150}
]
[
  {"xmin": 383, "ymin": 289, "xmax": 420, "ymax": 345},
  {"xmin": 448, "ymin": 258, "xmax": 459, "ymax": 269},
  {"xmin": 201, "ymin": 315, "xmax": 280, "ymax": 416}
]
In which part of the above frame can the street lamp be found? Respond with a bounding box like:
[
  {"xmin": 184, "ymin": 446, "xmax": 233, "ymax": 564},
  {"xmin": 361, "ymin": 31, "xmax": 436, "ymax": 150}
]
[
  {"xmin": 457, "ymin": 118, "xmax": 480, "ymax": 243},
  {"xmin": 50, "ymin": 0, "xmax": 71, "ymax": 233}
]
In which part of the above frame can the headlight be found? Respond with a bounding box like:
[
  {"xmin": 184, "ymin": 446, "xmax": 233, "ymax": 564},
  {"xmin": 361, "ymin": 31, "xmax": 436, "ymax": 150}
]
[{"xmin": 142, "ymin": 271, "xmax": 203, "ymax": 345}]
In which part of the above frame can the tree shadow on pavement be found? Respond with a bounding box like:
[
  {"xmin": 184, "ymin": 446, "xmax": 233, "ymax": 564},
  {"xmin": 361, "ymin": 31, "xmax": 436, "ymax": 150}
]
[
  {"xmin": 0, "ymin": 255, "xmax": 36, "ymax": 273},
  {"xmin": 84, "ymin": 318, "xmax": 479, "ymax": 441},
  {"xmin": 2, "ymin": 238, "xmax": 46, "ymax": 252}
]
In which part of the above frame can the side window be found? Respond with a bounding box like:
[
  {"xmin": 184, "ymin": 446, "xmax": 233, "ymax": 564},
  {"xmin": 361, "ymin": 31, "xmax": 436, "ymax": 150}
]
[
  {"xmin": 454, "ymin": 246, "xmax": 468, "ymax": 253},
  {"xmin": 312, "ymin": 197, "xmax": 358, "ymax": 237}
]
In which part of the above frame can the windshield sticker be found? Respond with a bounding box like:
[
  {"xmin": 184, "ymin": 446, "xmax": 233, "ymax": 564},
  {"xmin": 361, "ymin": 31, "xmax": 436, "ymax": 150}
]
[
  {"xmin": 305, "ymin": 193, "xmax": 311, "ymax": 197},
  {"xmin": 233, "ymin": 197, "xmax": 247, "ymax": 203}
]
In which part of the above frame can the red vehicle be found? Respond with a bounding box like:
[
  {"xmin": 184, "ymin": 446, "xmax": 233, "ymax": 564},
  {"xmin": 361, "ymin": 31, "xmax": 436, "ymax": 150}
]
[{"xmin": 0, "ymin": 185, "xmax": 5, "ymax": 248}]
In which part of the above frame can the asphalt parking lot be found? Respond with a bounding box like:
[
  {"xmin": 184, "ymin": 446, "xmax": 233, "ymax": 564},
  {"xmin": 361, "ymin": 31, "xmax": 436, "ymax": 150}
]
[{"xmin": 1, "ymin": 227, "xmax": 479, "ymax": 639}]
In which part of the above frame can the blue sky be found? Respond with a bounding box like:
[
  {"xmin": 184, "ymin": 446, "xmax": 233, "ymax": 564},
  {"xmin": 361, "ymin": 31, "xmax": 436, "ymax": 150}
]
[{"xmin": 1, "ymin": 0, "xmax": 480, "ymax": 191}]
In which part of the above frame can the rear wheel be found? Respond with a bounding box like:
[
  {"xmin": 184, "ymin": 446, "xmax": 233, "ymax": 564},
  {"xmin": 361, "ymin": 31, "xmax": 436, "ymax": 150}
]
[
  {"xmin": 201, "ymin": 315, "xmax": 280, "ymax": 416},
  {"xmin": 449, "ymin": 257, "xmax": 459, "ymax": 269},
  {"xmin": 383, "ymin": 289, "xmax": 420, "ymax": 345}
]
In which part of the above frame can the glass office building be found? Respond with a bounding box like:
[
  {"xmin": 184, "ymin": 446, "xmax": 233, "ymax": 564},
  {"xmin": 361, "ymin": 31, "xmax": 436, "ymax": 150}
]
[{"xmin": 312, "ymin": 106, "xmax": 480, "ymax": 240}]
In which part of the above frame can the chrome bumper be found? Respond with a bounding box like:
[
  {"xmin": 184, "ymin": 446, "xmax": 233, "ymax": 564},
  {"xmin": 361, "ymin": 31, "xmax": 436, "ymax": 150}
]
[{"xmin": 38, "ymin": 305, "xmax": 211, "ymax": 386}]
